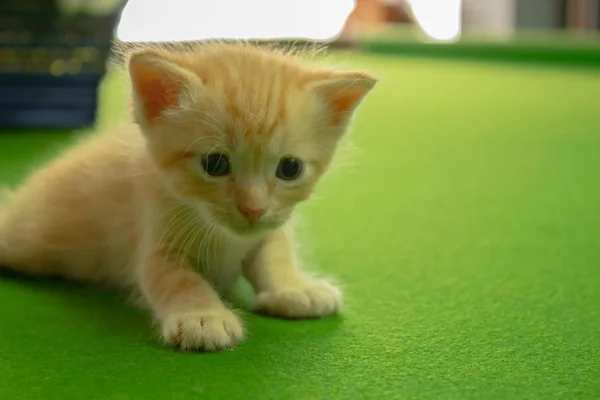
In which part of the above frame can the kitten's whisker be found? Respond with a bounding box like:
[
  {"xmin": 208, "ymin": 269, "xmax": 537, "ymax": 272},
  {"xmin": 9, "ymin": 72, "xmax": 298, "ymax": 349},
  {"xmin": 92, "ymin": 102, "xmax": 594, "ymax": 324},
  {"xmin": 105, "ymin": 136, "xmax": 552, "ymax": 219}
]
[
  {"xmin": 192, "ymin": 109, "xmax": 223, "ymax": 128},
  {"xmin": 163, "ymin": 213, "xmax": 196, "ymax": 257},
  {"xmin": 155, "ymin": 205, "xmax": 190, "ymax": 251},
  {"xmin": 201, "ymin": 216, "xmax": 219, "ymax": 278},
  {"xmin": 208, "ymin": 218, "xmax": 220, "ymax": 270},
  {"xmin": 200, "ymin": 218, "xmax": 215, "ymax": 269},
  {"xmin": 153, "ymin": 203, "xmax": 187, "ymax": 228},
  {"xmin": 176, "ymin": 115, "xmax": 222, "ymax": 133},
  {"xmin": 180, "ymin": 135, "xmax": 221, "ymax": 160},
  {"xmin": 177, "ymin": 216, "xmax": 202, "ymax": 270},
  {"xmin": 184, "ymin": 213, "xmax": 214, "ymax": 270},
  {"xmin": 196, "ymin": 215, "xmax": 216, "ymax": 272},
  {"xmin": 204, "ymin": 137, "xmax": 226, "ymax": 159}
]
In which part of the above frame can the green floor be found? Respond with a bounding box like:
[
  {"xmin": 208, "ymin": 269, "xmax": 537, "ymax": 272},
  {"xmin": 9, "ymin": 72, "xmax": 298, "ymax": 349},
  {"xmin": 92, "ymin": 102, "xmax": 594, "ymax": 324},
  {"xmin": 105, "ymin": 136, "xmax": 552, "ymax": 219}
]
[{"xmin": 1, "ymin": 54, "xmax": 599, "ymax": 399}]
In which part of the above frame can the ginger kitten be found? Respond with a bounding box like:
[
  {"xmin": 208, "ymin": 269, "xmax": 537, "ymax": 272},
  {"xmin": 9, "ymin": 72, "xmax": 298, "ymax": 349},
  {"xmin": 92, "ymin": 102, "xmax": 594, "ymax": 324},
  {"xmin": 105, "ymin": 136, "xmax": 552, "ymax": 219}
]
[{"xmin": 0, "ymin": 42, "xmax": 376, "ymax": 351}]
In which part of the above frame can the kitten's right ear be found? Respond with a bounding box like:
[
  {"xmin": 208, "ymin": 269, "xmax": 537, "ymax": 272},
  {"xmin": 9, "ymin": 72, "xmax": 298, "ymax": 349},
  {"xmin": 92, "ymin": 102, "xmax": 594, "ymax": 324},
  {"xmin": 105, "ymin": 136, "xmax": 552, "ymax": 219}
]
[
  {"xmin": 309, "ymin": 71, "xmax": 377, "ymax": 128},
  {"xmin": 128, "ymin": 51, "xmax": 201, "ymax": 125}
]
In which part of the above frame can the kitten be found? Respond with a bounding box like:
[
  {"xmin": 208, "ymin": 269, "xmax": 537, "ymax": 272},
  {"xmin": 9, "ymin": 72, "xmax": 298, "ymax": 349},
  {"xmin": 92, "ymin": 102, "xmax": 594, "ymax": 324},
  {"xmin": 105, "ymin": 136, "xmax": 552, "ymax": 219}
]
[{"xmin": 0, "ymin": 42, "xmax": 376, "ymax": 351}]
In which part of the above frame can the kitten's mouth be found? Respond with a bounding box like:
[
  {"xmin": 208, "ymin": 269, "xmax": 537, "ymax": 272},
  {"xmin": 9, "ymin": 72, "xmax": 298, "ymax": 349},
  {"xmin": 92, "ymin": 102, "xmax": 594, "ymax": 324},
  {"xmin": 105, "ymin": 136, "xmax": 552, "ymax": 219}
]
[
  {"xmin": 219, "ymin": 217, "xmax": 281, "ymax": 238},
  {"xmin": 227, "ymin": 220, "xmax": 272, "ymax": 237},
  {"xmin": 205, "ymin": 207, "xmax": 285, "ymax": 238}
]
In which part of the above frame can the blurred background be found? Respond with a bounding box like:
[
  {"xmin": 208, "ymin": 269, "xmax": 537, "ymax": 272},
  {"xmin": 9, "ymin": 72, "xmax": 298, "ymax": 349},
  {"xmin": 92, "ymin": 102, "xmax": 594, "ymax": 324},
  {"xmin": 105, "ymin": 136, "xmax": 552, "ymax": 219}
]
[{"xmin": 0, "ymin": 0, "xmax": 599, "ymax": 130}]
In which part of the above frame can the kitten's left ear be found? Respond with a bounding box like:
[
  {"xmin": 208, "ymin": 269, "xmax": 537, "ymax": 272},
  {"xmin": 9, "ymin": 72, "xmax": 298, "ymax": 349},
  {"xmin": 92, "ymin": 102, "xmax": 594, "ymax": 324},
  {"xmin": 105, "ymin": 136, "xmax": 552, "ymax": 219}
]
[
  {"xmin": 128, "ymin": 50, "xmax": 201, "ymax": 126},
  {"xmin": 309, "ymin": 72, "xmax": 377, "ymax": 127}
]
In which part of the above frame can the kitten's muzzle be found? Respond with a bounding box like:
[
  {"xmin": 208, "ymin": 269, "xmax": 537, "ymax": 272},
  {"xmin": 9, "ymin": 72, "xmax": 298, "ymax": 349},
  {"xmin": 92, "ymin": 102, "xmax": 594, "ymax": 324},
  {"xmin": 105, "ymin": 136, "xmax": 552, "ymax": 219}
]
[{"xmin": 237, "ymin": 204, "xmax": 266, "ymax": 224}]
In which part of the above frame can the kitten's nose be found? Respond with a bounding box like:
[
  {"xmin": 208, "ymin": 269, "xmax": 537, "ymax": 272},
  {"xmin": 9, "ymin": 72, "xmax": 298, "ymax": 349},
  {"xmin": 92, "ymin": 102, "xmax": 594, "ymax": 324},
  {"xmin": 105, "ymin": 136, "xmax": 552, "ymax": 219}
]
[{"xmin": 237, "ymin": 205, "xmax": 266, "ymax": 223}]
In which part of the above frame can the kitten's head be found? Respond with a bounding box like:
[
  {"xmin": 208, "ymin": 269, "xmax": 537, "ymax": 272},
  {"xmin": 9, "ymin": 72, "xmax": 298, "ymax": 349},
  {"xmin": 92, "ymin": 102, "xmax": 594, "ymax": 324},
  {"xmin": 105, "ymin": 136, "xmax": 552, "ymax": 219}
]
[{"xmin": 128, "ymin": 43, "xmax": 376, "ymax": 238}]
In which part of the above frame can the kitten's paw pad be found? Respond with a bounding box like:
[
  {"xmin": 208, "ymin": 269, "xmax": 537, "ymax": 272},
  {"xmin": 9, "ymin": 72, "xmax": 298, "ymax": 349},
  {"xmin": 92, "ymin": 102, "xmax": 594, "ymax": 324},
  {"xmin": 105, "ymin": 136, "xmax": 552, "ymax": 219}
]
[
  {"xmin": 254, "ymin": 282, "xmax": 342, "ymax": 319},
  {"xmin": 161, "ymin": 309, "xmax": 244, "ymax": 352}
]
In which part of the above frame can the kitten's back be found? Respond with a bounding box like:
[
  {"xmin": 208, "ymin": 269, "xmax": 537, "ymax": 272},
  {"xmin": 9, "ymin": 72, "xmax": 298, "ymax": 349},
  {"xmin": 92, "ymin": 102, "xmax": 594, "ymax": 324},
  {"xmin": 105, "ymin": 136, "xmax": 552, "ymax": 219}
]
[{"xmin": 0, "ymin": 124, "xmax": 147, "ymax": 284}]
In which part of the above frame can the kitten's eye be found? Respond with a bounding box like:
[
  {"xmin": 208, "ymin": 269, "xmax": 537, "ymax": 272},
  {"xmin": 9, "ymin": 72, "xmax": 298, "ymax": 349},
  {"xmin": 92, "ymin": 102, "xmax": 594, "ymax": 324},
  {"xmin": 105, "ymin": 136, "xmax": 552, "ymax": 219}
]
[
  {"xmin": 276, "ymin": 157, "xmax": 303, "ymax": 181},
  {"xmin": 201, "ymin": 153, "xmax": 230, "ymax": 177}
]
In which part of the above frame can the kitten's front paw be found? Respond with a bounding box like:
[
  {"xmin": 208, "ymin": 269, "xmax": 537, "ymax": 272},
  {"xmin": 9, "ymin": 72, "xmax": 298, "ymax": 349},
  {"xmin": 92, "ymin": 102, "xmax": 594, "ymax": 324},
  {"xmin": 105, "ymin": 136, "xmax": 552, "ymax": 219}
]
[
  {"xmin": 161, "ymin": 308, "xmax": 244, "ymax": 352},
  {"xmin": 254, "ymin": 282, "xmax": 342, "ymax": 319}
]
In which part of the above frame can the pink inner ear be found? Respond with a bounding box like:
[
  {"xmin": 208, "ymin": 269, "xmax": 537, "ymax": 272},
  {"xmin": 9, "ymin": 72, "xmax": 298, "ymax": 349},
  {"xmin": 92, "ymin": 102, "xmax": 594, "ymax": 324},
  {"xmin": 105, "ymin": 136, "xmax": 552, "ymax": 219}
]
[
  {"xmin": 325, "ymin": 88, "xmax": 368, "ymax": 125},
  {"xmin": 131, "ymin": 63, "xmax": 182, "ymax": 122}
]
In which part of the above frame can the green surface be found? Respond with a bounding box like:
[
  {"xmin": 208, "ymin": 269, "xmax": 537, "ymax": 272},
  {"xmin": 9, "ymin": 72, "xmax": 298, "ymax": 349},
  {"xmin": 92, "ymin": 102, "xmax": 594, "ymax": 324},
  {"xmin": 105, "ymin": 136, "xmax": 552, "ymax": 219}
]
[
  {"xmin": 363, "ymin": 28, "xmax": 600, "ymax": 67},
  {"xmin": 1, "ymin": 53, "xmax": 600, "ymax": 399}
]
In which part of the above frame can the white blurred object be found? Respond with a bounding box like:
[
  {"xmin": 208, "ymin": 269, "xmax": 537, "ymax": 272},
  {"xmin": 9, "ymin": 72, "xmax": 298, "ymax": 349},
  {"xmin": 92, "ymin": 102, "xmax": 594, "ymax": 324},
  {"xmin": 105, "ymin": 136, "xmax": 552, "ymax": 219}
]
[
  {"xmin": 462, "ymin": 0, "xmax": 515, "ymax": 37},
  {"xmin": 57, "ymin": 0, "xmax": 124, "ymax": 16},
  {"xmin": 408, "ymin": 0, "xmax": 462, "ymax": 42},
  {"xmin": 116, "ymin": 0, "xmax": 356, "ymax": 42}
]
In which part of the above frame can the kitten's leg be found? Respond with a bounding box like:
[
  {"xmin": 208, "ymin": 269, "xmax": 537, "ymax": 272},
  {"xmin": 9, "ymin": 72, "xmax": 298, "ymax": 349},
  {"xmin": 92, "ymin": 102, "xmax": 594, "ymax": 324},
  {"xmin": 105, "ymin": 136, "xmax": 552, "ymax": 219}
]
[
  {"xmin": 243, "ymin": 226, "xmax": 342, "ymax": 319},
  {"xmin": 137, "ymin": 250, "xmax": 244, "ymax": 351}
]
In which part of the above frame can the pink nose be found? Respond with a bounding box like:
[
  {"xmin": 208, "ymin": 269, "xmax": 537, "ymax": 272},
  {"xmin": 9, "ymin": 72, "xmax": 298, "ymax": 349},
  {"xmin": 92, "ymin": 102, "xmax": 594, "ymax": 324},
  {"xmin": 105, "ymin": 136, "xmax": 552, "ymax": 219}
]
[{"xmin": 237, "ymin": 205, "xmax": 266, "ymax": 223}]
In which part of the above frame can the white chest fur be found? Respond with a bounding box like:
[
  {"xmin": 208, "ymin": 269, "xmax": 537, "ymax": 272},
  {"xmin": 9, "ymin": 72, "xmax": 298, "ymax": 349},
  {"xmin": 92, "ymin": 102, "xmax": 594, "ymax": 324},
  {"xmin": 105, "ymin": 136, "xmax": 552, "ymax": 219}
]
[{"xmin": 192, "ymin": 231, "xmax": 260, "ymax": 296}]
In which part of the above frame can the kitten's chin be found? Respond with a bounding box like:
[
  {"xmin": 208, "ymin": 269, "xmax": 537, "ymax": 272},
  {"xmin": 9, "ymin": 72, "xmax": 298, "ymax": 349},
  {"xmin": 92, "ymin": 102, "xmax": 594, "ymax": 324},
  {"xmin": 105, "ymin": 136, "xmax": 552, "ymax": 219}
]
[
  {"xmin": 216, "ymin": 214, "xmax": 287, "ymax": 239},
  {"xmin": 221, "ymin": 219, "xmax": 280, "ymax": 239}
]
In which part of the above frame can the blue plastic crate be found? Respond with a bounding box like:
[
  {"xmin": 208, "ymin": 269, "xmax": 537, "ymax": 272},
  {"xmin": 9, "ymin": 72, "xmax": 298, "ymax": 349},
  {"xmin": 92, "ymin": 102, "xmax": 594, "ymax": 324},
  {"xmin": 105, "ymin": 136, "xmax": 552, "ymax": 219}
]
[{"xmin": 0, "ymin": 0, "xmax": 125, "ymax": 129}]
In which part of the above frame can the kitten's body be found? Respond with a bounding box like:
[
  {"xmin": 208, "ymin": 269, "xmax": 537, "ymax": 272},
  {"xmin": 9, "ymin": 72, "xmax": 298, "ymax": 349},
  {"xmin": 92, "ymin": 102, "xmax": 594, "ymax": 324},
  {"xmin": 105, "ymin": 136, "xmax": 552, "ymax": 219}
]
[
  {"xmin": 0, "ymin": 128, "xmax": 251, "ymax": 292},
  {"xmin": 0, "ymin": 42, "xmax": 375, "ymax": 351}
]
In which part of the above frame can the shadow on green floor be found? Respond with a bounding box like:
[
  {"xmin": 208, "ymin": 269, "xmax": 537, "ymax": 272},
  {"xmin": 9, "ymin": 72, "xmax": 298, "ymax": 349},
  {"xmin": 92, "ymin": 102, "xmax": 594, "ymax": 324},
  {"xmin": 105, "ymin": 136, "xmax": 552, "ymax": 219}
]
[
  {"xmin": 0, "ymin": 269, "xmax": 155, "ymax": 344},
  {"xmin": 0, "ymin": 268, "xmax": 345, "ymax": 354}
]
